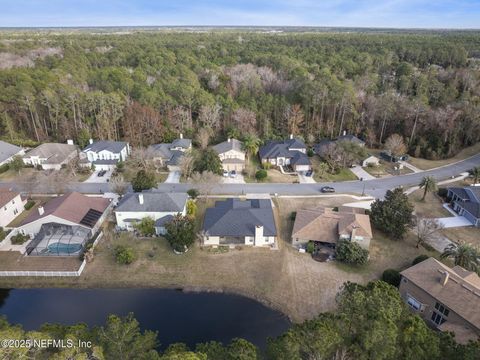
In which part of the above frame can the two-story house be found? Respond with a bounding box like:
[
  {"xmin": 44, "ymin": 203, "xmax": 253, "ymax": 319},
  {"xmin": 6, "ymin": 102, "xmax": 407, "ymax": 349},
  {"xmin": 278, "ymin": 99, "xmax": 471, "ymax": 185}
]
[
  {"xmin": 0, "ymin": 190, "xmax": 25, "ymax": 227},
  {"xmin": 212, "ymin": 138, "xmax": 245, "ymax": 172},
  {"xmin": 400, "ymin": 257, "xmax": 480, "ymax": 344},
  {"xmin": 82, "ymin": 139, "xmax": 130, "ymax": 170},
  {"xmin": 259, "ymin": 135, "xmax": 311, "ymax": 172}
]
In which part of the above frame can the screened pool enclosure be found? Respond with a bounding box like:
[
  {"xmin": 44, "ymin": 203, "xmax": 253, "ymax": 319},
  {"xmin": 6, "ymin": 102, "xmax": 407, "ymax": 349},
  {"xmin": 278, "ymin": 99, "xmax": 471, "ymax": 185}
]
[{"xmin": 26, "ymin": 223, "xmax": 90, "ymax": 256}]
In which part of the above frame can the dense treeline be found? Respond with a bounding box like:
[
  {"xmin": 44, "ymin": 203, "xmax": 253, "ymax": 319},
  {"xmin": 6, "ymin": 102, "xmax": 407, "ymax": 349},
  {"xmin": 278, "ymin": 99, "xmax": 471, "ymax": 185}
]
[
  {"xmin": 0, "ymin": 31, "xmax": 479, "ymax": 158},
  {"xmin": 1, "ymin": 281, "xmax": 479, "ymax": 359}
]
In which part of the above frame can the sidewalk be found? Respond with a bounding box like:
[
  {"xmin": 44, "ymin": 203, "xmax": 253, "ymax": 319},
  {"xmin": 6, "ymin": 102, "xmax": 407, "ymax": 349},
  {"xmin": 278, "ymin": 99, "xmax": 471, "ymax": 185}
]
[{"xmin": 399, "ymin": 161, "xmax": 422, "ymax": 173}]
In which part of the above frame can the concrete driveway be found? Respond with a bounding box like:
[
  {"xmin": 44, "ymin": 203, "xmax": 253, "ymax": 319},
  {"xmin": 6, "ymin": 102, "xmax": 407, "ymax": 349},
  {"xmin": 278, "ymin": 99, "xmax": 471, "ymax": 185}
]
[
  {"xmin": 350, "ymin": 165, "xmax": 376, "ymax": 180},
  {"xmin": 165, "ymin": 171, "xmax": 181, "ymax": 183},
  {"xmin": 298, "ymin": 173, "xmax": 316, "ymax": 183},
  {"xmin": 84, "ymin": 169, "xmax": 112, "ymax": 183},
  {"xmin": 436, "ymin": 216, "xmax": 472, "ymax": 228},
  {"xmin": 222, "ymin": 174, "xmax": 246, "ymax": 184}
]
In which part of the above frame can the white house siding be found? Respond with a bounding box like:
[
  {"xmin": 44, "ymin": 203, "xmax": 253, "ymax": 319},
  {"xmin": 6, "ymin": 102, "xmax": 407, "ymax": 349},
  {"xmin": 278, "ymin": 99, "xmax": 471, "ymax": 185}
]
[
  {"xmin": 0, "ymin": 194, "xmax": 25, "ymax": 227},
  {"xmin": 218, "ymin": 150, "xmax": 245, "ymax": 162},
  {"xmin": 295, "ymin": 165, "xmax": 311, "ymax": 172},
  {"xmin": 203, "ymin": 235, "xmax": 275, "ymax": 247},
  {"xmin": 18, "ymin": 215, "xmax": 81, "ymax": 238},
  {"xmin": 204, "ymin": 236, "xmax": 220, "ymax": 245},
  {"xmin": 85, "ymin": 146, "xmax": 130, "ymax": 163},
  {"xmin": 22, "ymin": 156, "xmax": 44, "ymax": 167},
  {"xmin": 115, "ymin": 207, "xmax": 186, "ymax": 231}
]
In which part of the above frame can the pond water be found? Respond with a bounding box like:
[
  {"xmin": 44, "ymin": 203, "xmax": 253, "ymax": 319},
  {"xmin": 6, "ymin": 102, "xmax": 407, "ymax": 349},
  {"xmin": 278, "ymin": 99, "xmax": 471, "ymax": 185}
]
[{"xmin": 0, "ymin": 288, "xmax": 291, "ymax": 350}]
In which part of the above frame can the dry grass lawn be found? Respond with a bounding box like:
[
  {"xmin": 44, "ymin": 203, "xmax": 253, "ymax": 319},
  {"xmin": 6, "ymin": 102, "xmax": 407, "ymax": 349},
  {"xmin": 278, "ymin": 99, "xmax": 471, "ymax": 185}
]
[
  {"xmin": 442, "ymin": 227, "xmax": 480, "ymax": 248},
  {"xmin": 409, "ymin": 190, "xmax": 452, "ymax": 218},
  {"xmin": 408, "ymin": 142, "xmax": 480, "ymax": 170},
  {"xmin": 0, "ymin": 196, "xmax": 437, "ymax": 322}
]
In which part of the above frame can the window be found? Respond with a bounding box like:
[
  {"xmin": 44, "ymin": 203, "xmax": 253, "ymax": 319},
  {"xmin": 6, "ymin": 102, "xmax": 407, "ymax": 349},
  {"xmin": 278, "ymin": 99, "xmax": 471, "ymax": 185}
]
[
  {"xmin": 431, "ymin": 311, "xmax": 447, "ymax": 326},
  {"xmin": 407, "ymin": 296, "xmax": 421, "ymax": 311},
  {"xmin": 435, "ymin": 302, "xmax": 450, "ymax": 317}
]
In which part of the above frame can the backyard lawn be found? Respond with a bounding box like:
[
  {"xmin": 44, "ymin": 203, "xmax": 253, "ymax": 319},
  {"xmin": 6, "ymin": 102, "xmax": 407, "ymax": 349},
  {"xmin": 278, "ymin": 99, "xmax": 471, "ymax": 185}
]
[{"xmin": 408, "ymin": 142, "xmax": 480, "ymax": 170}]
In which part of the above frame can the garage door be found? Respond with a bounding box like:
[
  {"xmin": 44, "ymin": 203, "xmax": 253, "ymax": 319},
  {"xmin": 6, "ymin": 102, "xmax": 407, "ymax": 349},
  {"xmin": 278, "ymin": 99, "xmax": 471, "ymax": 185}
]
[{"xmin": 295, "ymin": 165, "xmax": 311, "ymax": 172}]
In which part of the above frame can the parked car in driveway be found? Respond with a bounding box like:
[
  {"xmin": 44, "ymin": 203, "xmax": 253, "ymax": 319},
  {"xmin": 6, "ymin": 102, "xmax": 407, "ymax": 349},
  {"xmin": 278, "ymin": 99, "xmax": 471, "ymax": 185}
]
[
  {"xmin": 98, "ymin": 170, "xmax": 106, "ymax": 177},
  {"xmin": 223, "ymin": 170, "xmax": 229, "ymax": 177},
  {"xmin": 230, "ymin": 170, "xmax": 237, "ymax": 178},
  {"xmin": 305, "ymin": 170, "xmax": 313, "ymax": 177},
  {"xmin": 320, "ymin": 186, "xmax": 335, "ymax": 193}
]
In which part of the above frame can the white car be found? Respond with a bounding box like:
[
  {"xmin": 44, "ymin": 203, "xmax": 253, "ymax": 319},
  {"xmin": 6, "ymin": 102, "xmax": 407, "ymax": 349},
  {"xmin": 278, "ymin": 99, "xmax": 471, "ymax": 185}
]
[
  {"xmin": 223, "ymin": 170, "xmax": 229, "ymax": 177},
  {"xmin": 230, "ymin": 170, "xmax": 237, "ymax": 178}
]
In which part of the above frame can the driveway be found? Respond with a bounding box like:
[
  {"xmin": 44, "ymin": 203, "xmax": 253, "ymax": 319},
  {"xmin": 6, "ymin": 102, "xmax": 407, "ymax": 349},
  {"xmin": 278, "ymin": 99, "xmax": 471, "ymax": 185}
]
[
  {"xmin": 83, "ymin": 169, "xmax": 112, "ymax": 183},
  {"xmin": 399, "ymin": 161, "xmax": 422, "ymax": 173},
  {"xmin": 222, "ymin": 174, "xmax": 246, "ymax": 184},
  {"xmin": 165, "ymin": 171, "xmax": 181, "ymax": 183},
  {"xmin": 350, "ymin": 165, "xmax": 376, "ymax": 180},
  {"xmin": 436, "ymin": 216, "xmax": 472, "ymax": 228},
  {"xmin": 298, "ymin": 173, "xmax": 316, "ymax": 184}
]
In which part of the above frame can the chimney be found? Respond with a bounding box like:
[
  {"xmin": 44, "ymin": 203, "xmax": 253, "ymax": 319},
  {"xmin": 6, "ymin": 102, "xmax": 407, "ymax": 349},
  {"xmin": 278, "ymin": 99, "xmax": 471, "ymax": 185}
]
[
  {"xmin": 343, "ymin": 130, "xmax": 347, "ymax": 136},
  {"xmin": 227, "ymin": 137, "xmax": 231, "ymax": 143},
  {"xmin": 441, "ymin": 271, "xmax": 450, "ymax": 286},
  {"xmin": 179, "ymin": 133, "xmax": 183, "ymax": 139},
  {"xmin": 255, "ymin": 225, "xmax": 264, "ymax": 241},
  {"xmin": 289, "ymin": 134, "xmax": 293, "ymax": 140},
  {"xmin": 138, "ymin": 194, "xmax": 144, "ymax": 205},
  {"xmin": 38, "ymin": 206, "xmax": 44, "ymax": 216},
  {"xmin": 66, "ymin": 139, "xmax": 74, "ymax": 145},
  {"xmin": 89, "ymin": 138, "xmax": 93, "ymax": 145}
]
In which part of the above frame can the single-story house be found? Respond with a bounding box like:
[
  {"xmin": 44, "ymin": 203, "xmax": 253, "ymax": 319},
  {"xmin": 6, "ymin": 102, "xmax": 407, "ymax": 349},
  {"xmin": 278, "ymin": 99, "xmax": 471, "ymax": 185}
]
[
  {"xmin": 18, "ymin": 192, "xmax": 110, "ymax": 238},
  {"xmin": 337, "ymin": 134, "xmax": 365, "ymax": 147},
  {"xmin": 82, "ymin": 139, "xmax": 130, "ymax": 170},
  {"xmin": 0, "ymin": 140, "xmax": 24, "ymax": 166},
  {"xmin": 361, "ymin": 155, "xmax": 380, "ymax": 167},
  {"xmin": 380, "ymin": 151, "xmax": 409, "ymax": 163},
  {"xmin": 314, "ymin": 134, "xmax": 365, "ymax": 159},
  {"xmin": 400, "ymin": 257, "xmax": 480, "ymax": 344},
  {"xmin": 148, "ymin": 135, "xmax": 192, "ymax": 171},
  {"xmin": 212, "ymin": 138, "xmax": 245, "ymax": 172},
  {"xmin": 291, "ymin": 206, "xmax": 372, "ymax": 249},
  {"xmin": 0, "ymin": 190, "xmax": 25, "ymax": 227},
  {"xmin": 259, "ymin": 135, "xmax": 311, "ymax": 172},
  {"xmin": 447, "ymin": 186, "xmax": 480, "ymax": 227},
  {"xmin": 114, "ymin": 192, "xmax": 188, "ymax": 235},
  {"xmin": 22, "ymin": 142, "xmax": 78, "ymax": 170},
  {"xmin": 203, "ymin": 198, "xmax": 277, "ymax": 247}
]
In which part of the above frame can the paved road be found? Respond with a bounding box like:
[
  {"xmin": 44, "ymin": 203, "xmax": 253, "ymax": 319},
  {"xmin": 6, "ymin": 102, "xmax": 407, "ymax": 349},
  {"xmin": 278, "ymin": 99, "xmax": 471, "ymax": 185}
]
[{"xmin": 1, "ymin": 153, "xmax": 479, "ymax": 199}]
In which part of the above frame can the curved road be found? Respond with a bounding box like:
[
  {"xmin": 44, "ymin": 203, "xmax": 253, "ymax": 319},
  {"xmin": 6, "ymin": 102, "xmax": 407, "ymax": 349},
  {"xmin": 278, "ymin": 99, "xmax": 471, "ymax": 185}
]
[{"xmin": 1, "ymin": 153, "xmax": 479, "ymax": 199}]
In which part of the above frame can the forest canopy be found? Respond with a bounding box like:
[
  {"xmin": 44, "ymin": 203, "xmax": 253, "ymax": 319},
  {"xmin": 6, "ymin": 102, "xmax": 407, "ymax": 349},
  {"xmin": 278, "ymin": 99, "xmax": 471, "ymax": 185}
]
[{"xmin": 0, "ymin": 30, "xmax": 479, "ymax": 159}]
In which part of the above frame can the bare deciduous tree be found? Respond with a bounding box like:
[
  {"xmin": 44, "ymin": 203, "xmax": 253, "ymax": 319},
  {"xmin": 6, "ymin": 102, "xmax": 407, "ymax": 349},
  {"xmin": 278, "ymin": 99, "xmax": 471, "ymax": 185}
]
[
  {"xmin": 179, "ymin": 152, "xmax": 196, "ymax": 180},
  {"xmin": 196, "ymin": 127, "xmax": 213, "ymax": 150},
  {"xmin": 415, "ymin": 217, "xmax": 444, "ymax": 248},
  {"xmin": 110, "ymin": 175, "xmax": 129, "ymax": 197},
  {"xmin": 191, "ymin": 171, "xmax": 221, "ymax": 201},
  {"xmin": 232, "ymin": 108, "xmax": 257, "ymax": 135},
  {"xmin": 384, "ymin": 133, "xmax": 407, "ymax": 157}
]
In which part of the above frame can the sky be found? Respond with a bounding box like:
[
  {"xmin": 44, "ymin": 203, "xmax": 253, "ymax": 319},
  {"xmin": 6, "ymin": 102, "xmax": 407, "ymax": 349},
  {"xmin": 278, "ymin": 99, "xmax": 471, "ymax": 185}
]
[{"xmin": 0, "ymin": 0, "xmax": 479, "ymax": 29}]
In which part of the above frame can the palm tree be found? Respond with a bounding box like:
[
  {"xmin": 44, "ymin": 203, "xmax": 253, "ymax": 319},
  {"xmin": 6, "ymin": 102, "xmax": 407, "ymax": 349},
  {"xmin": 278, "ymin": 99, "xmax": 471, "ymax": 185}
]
[
  {"xmin": 243, "ymin": 135, "xmax": 262, "ymax": 162},
  {"xmin": 441, "ymin": 243, "xmax": 480, "ymax": 272},
  {"xmin": 419, "ymin": 176, "xmax": 437, "ymax": 201},
  {"xmin": 470, "ymin": 167, "xmax": 480, "ymax": 184}
]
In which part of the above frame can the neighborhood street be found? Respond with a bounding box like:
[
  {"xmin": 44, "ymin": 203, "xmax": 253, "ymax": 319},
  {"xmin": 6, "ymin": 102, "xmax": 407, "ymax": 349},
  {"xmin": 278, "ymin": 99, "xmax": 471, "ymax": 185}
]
[{"xmin": 1, "ymin": 153, "xmax": 479, "ymax": 199}]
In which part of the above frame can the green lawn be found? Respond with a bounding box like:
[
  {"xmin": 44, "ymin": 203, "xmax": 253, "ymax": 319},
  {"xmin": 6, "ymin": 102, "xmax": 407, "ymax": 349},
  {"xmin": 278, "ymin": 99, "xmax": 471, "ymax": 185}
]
[{"xmin": 310, "ymin": 156, "xmax": 357, "ymax": 182}]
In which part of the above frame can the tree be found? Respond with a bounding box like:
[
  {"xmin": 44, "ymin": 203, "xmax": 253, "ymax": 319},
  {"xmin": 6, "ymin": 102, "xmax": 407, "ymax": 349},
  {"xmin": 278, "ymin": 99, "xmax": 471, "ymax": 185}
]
[
  {"xmin": 335, "ymin": 240, "xmax": 369, "ymax": 265},
  {"xmin": 470, "ymin": 167, "xmax": 480, "ymax": 184},
  {"xmin": 8, "ymin": 155, "xmax": 24, "ymax": 174},
  {"xmin": 232, "ymin": 108, "xmax": 257, "ymax": 135},
  {"xmin": 131, "ymin": 170, "xmax": 156, "ymax": 192},
  {"xmin": 415, "ymin": 217, "xmax": 444, "ymax": 248},
  {"xmin": 242, "ymin": 135, "xmax": 262, "ymax": 161},
  {"xmin": 384, "ymin": 133, "xmax": 407, "ymax": 157},
  {"xmin": 164, "ymin": 214, "xmax": 196, "ymax": 253},
  {"xmin": 190, "ymin": 171, "xmax": 220, "ymax": 201},
  {"xmin": 194, "ymin": 148, "xmax": 223, "ymax": 175},
  {"xmin": 186, "ymin": 199, "xmax": 197, "ymax": 217},
  {"xmin": 114, "ymin": 245, "xmax": 136, "ymax": 265},
  {"xmin": 382, "ymin": 269, "xmax": 401, "ymax": 287},
  {"xmin": 111, "ymin": 175, "xmax": 128, "ymax": 196},
  {"xmin": 255, "ymin": 169, "xmax": 267, "ymax": 180},
  {"xmin": 412, "ymin": 254, "xmax": 429, "ymax": 266},
  {"xmin": 419, "ymin": 176, "xmax": 438, "ymax": 201},
  {"xmin": 134, "ymin": 217, "xmax": 156, "ymax": 237},
  {"xmin": 441, "ymin": 243, "xmax": 480, "ymax": 272},
  {"xmin": 370, "ymin": 187, "xmax": 414, "ymax": 239},
  {"xmin": 179, "ymin": 152, "xmax": 195, "ymax": 179},
  {"xmin": 196, "ymin": 127, "xmax": 212, "ymax": 150}
]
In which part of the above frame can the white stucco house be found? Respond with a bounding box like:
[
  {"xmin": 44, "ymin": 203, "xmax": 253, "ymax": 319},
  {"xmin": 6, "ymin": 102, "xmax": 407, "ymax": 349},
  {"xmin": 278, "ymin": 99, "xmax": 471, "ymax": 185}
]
[
  {"xmin": 258, "ymin": 135, "xmax": 311, "ymax": 172},
  {"xmin": 82, "ymin": 139, "xmax": 130, "ymax": 171},
  {"xmin": 0, "ymin": 190, "xmax": 25, "ymax": 227},
  {"xmin": 114, "ymin": 192, "xmax": 188, "ymax": 235},
  {"xmin": 22, "ymin": 142, "xmax": 78, "ymax": 170},
  {"xmin": 0, "ymin": 141, "xmax": 25, "ymax": 166},
  {"xmin": 212, "ymin": 138, "xmax": 246, "ymax": 172},
  {"xmin": 202, "ymin": 198, "xmax": 277, "ymax": 247}
]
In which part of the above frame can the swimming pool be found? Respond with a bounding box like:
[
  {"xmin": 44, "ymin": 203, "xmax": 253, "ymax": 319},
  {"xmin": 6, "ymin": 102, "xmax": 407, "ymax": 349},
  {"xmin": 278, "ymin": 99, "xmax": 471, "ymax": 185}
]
[{"xmin": 47, "ymin": 242, "xmax": 83, "ymax": 255}]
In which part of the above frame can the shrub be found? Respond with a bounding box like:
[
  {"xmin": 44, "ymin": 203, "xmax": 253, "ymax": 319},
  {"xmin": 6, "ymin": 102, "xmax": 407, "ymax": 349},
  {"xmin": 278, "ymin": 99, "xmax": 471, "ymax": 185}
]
[
  {"xmin": 114, "ymin": 245, "xmax": 135, "ymax": 265},
  {"xmin": 187, "ymin": 188, "xmax": 199, "ymax": 199},
  {"xmin": 307, "ymin": 148, "xmax": 315, "ymax": 157},
  {"xmin": 335, "ymin": 240, "xmax": 369, "ymax": 265},
  {"xmin": 255, "ymin": 169, "xmax": 268, "ymax": 180},
  {"xmin": 24, "ymin": 200, "xmax": 35, "ymax": 210},
  {"xmin": 382, "ymin": 269, "xmax": 401, "ymax": 287},
  {"xmin": 290, "ymin": 212, "xmax": 296, "ymax": 221},
  {"xmin": 0, "ymin": 227, "xmax": 5, "ymax": 241},
  {"xmin": 262, "ymin": 162, "xmax": 272, "ymax": 170},
  {"xmin": 0, "ymin": 163, "xmax": 9, "ymax": 174},
  {"xmin": 10, "ymin": 233, "xmax": 30, "ymax": 245},
  {"xmin": 412, "ymin": 254, "xmax": 429, "ymax": 266},
  {"xmin": 306, "ymin": 241, "xmax": 315, "ymax": 254},
  {"xmin": 133, "ymin": 217, "xmax": 155, "ymax": 237},
  {"xmin": 437, "ymin": 188, "xmax": 448, "ymax": 198},
  {"xmin": 186, "ymin": 199, "xmax": 197, "ymax": 217}
]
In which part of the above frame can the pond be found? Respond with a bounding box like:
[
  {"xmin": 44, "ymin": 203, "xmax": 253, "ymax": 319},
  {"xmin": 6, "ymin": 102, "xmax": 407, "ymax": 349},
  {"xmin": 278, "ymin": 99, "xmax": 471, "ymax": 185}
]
[{"xmin": 0, "ymin": 288, "xmax": 291, "ymax": 350}]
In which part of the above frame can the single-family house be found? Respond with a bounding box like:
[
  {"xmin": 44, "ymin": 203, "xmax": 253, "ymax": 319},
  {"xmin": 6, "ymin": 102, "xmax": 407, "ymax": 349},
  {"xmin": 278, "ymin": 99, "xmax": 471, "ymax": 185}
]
[
  {"xmin": 399, "ymin": 257, "xmax": 480, "ymax": 344},
  {"xmin": 361, "ymin": 154, "xmax": 380, "ymax": 167},
  {"xmin": 314, "ymin": 134, "xmax": 365, "ymax": 159},
  {"xmin": 259, "ymin": 136, "xmax": 311, "ymax": 172},
  {"xmin": 22, "ymin": 142, "xmax": 78, "ymax": 170},
  {"xmin": 336, "ymin": 134, "xmax": 365, "ymax": 147},
  {"xmin": 0, "ymin": 140, "xmax": 25, "ymax": 166},
  {"xmin": 114, "ymin": 192, "xmax": 188, "ymax": 235},
  {"xmin": 212, "ymin": 138, "xmax": 245, "ymax": 172},
  {"xmin": 82, "ymin": 139, "xmax": 130, "ymax": 170},
  {"xmin": 0, "ymin": 190, "xmax": 25, "ymax": 227},
  {"xmin": 447, "ymin": 186, "xmax": 480, "ymax": 227},
  {"xmin": 203, "ymin": 198, "xmax": 277, "ymax": 247},
  {"xmin": 148, "ymin": 135, "xmax": 192, "ymax": 171},
  {"xmin": 291, "ymin": 206, "xmax": 372, "ymax": 249}
]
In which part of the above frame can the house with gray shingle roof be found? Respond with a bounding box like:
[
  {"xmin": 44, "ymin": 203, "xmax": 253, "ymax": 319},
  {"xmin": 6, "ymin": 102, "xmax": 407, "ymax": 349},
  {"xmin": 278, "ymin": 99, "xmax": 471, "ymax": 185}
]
[
  {"xmin": 447, "ymin": 186, "xmax": 480, "ymax": 227},
  {"xmin": 82, "ymin": 139, "xmax": 130, "ymax": 170},
  {"xmin": 148, "ymin": 134, "xmax": 192, "ymax": 171},
  {"xmin": 212, "ymin": 138, "xmax": 245, "ymax": 172},
  {"xmin": 22, "ymin": 142, "xmax": 78, "ymax": 170},
  {"xmin": 203, "ymin": 198, "xmax": 277, "ymax": 247},
  {"xmin": 259, "ymin": 135, "xmax": 311, "ymax": 172},
  {"xmin": 0, "ymin": 140, "xmax": 24, "ymax": 166},
  {"xmin": 114, "ymin": 192, "xmax": 188, "ymax": 235}
]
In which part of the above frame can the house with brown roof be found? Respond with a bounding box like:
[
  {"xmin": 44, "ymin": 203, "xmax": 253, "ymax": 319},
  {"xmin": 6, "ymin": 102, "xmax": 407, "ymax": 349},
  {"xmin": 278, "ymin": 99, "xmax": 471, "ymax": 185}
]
[
  {"xmin": 18, "ymin": 192, "xmax": 110, "ymax": 237},
  {"xmin": 0, "ymin": 190, "xmax": 25, "ymax": 227},
  {"xmin": 399, "ymin": 257, "xmax": 480, "ymax": 344},
  {"xmin": 291, "ymin": 206, "xmax": 372, "ymax": 249}
]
